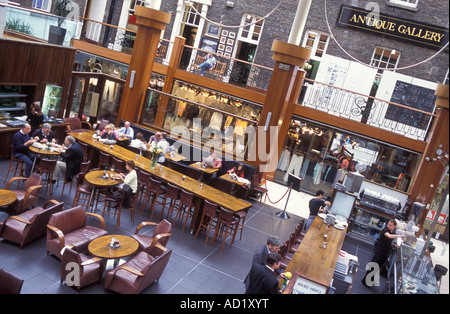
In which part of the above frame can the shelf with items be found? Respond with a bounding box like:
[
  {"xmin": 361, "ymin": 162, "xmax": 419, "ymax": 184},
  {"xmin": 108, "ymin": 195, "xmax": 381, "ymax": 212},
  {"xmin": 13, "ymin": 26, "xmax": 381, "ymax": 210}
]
[
  {"xmin": 0, "ymin": 92, "xmax": 27, "ymax": 119},
  {"xmin": 348, "ymin": 203, "xmax": 395, "ymax": 244},
  {"xmin": 42, "ymin": 85, "xmax": 63, "ymax": 117}
]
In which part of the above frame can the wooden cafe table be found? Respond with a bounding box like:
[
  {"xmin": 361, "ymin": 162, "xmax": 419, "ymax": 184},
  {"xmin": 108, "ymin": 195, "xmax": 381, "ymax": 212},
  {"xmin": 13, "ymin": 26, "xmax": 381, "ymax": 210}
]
[
  {"xmin": 0, "ymin": 189, "xmax": 17, "ymax": 208},
  {"xmin": 69, "ymin": 131, "xmax": 252, "ymax": 232},
  {"xmin": 29, "ymin": 143, "xmax": 61, "ymax": 172},
  {"xmin": 281, "ymin": 215, "xmax": 347, "ymax": 291},
  {"xmin": 88, "ymin": 234, "xmax": 139, "ymax": 267},
  {"xmin": 84, "ymin": 170, "xmax": 122, "ymax": 212}
]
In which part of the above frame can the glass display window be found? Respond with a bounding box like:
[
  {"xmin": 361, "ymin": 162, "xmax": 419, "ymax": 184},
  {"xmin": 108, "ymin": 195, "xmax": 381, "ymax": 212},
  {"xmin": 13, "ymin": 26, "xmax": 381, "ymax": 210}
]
[
  {"xmin": 275, "ymin": 117, "xmax": 421, "ymax": 195},
  {"xmin": 42, "ymin": 84, "xmax": 62, "ymax": 118}
]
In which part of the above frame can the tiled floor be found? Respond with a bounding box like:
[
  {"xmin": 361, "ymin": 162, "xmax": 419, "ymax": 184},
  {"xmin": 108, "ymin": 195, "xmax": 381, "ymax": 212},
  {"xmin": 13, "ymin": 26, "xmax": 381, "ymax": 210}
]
[{"xmin": 0, "ymin": 159, "xmax": 443, "ymax": 294}]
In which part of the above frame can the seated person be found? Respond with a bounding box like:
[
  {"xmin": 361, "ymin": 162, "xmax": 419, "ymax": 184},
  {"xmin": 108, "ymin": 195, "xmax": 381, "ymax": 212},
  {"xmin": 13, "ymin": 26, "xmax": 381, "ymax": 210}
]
[
  {"xmin": 129, "ymin": 132, "xmax": 148, "ymax": 152},
  {"xmin": 196, "ymin": 53, "xmax": 216, "ymax": 76},
  {"xmin": 53, "ymin": 135, "xmax": 84, "ymax": 183},
  {"xmin": 150, "ymin": 132, "xmax": 170, "ymax": 164},
  {"xmin": 227, "ymin": 163, "xmax": 245, "ymax": 178},
  {"xmin": 149, "ymin": 132, "xmax": 161, "ymax": 145},
  {"xmin": 116, "ymin": 121, "xmax": 134, "ymax": 139},
  {"xmin": 101, "ymin": 124, "xmax": 118, "ymax": 141},
  {"xmin": 11, "ymin": 123, "xmax": 36, "ymax": 177},
  {"xmin": 32, "ymin": 123, "xmax": 56, "ymax": 144},
  {"xmin": 202, "ymin": 151, "xmax": 222, "ymax": 169},
  {"xmin": 114, "ymin": 160, "xmax": 138, "ymax": 208}
]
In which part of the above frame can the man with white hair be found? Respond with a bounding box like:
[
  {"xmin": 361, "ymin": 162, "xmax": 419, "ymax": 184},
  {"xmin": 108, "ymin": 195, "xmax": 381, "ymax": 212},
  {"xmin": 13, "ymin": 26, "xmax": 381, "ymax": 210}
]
[
  {"xmin": 53, "ymin": 135, "xmax": 84, "ymax": 183},
  {"xmin": 117, "ymin": 121, "xmax": 134, "ymax": 139},
  {"xmin": 32, "ymin": 123, "xmax": 56, "ymax": 144}
]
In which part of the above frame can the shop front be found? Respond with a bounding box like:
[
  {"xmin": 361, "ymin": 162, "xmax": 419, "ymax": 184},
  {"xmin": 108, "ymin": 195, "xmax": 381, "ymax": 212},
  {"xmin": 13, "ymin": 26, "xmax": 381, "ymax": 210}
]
[{"xmin": 274, "ymin": 116, "xmax": 422, "ymax": 197}]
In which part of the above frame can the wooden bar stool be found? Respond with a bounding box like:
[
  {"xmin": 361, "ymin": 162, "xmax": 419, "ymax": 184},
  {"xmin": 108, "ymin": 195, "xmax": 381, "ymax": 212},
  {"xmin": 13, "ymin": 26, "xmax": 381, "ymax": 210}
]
[
  {"xmin": 61, "ymin": 160, "xmax": 91, "ymax": 197},
  {"xmin": 36, "ymin": 158, "xmax": 58, "ymax": 198},
  {"xmin": 72, "ymin": 172, "xmax": 92, "ymax": 211},
  {"xmin": 211, "ymin": 207, "xmax": 240, "ymax": 251},
  {"xmin": 173, "ymin": 189, "xmax": 195, "ymax": 232},
  {"xmin": 5, "ymin": 145, "xmax": 24, "ymax": 187},
  {"xmin": 194, "ymin": 200, "xmax": 219, "ymax": 244},
  {"xmin": 148, "ymin": 177, "xmax": 165, "ymax": 220},
  {"xmin": 98, "ymin": 151, "xmax": 110, "ymax": 170},
  {"xmin": 159, "ymin": 182, "xmax": 180, "ymax": 220}
]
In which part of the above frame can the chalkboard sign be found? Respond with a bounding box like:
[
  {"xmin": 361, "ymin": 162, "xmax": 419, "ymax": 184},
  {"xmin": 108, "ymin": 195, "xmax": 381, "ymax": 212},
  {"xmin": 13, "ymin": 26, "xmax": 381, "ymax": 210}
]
[{"xmin": 385, "ymin": 81, "xmax": 436, "ymax": 130}]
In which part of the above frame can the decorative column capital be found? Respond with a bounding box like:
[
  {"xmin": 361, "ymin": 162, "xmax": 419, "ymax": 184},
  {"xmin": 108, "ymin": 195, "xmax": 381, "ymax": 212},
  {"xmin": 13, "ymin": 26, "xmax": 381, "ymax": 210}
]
[{"xmin": 271, "ymin": 40, "xmax": 311, "ymax": 68}]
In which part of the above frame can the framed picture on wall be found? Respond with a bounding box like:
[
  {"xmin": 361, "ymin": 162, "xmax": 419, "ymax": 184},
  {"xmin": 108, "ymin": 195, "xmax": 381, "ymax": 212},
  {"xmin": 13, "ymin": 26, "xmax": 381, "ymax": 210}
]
[
  {"xmin": 229, "ymin": 31, "xmax": 236, "ymax": 39},
  {"xmin": 227, "ymin": 38, "xmax": 234, "ymax": 46},
  {"xmin": 222, "ymin": 30, "xmax": 229, "ymax": 37},
  {"xmin": 220, "ymin": 36, "xmax": 226, "ymax": 44},
  {"xmin": 218, "ymin": 44, "xmax": 225, "ymax": 51},
  {"xmin": 225, "ymin": 45, "xmax": 233, "ymax": 53},
  {"xmin": 201, "ymin": 37, "xmax": 219, "ymax": 52},
  {"xmin": 205, "ymin": 22, "xmax": 222, "ymax": 39}
]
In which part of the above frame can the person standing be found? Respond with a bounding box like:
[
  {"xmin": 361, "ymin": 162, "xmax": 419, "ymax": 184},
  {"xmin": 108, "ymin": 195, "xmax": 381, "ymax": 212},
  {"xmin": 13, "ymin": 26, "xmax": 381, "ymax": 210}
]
[
  {"xmin": 245, "ymin": 252, "xmax": 284, "ymax": 294},
  {"xmin": 244, "ymin": 235, "xmax": 283, "ymax": 289},
  {"xmin": 27, "ymin": 102, "xmax": 44, "ymax": 135},
  {"xmin": 304, "ymin": 190, "xmax": 331, "ymax": 232},
  {"xmin": 53, "ymin": 135, "xmax": 84, "ymax": 183},
  {"xmin": 361, "ymin": 219, "xmax": 403, "ymax": 288},
  {"xmin": 11, "ymin": 123, "xmax": 36, "ymax": 177}
]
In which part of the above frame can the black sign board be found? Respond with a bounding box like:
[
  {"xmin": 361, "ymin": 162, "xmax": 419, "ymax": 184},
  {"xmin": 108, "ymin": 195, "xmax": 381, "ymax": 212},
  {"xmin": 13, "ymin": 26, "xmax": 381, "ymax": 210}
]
[{"xmin": 336, "ymin": 4, "xmax": 449, "ymax": 50}]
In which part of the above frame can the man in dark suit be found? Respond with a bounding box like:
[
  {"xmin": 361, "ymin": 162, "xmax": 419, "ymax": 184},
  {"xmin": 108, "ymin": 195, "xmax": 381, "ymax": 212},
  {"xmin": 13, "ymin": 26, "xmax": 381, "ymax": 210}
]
[
  {"xmin": 244, "ymin": 235, "xmax": 283, "ymax": 289},
  {"xmin": 53, "ymin": 135, "xmax": 84, "ymax": 183},
  {"xmin": 245, "ymin": 252, "xmax": 283, "ymax": 294},
  {"xmin": 11, "ymin": 123, "xmax": 36, "ymax": 177}
]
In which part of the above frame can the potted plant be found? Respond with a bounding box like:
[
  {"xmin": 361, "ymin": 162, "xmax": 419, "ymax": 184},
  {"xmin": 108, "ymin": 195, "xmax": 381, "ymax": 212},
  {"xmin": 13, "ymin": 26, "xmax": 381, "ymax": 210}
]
[{"xmin": 48, "ymin": 0, "xmax": 74, "ymax": 45}]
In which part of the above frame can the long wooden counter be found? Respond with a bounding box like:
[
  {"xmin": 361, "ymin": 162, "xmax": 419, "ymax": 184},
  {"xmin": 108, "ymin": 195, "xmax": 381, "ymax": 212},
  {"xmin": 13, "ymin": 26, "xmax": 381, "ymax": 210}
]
[
  {"xmin": 283, "ymin": 216, "xmax": 347, "ymax": 289},
  {"xmin": 69, "ymin": 131, "xmax": 252, "ymax": 230}
]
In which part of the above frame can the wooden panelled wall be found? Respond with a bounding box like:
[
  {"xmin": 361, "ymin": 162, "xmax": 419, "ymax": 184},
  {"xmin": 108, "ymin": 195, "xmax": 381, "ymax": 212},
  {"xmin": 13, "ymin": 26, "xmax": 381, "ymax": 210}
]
[{"xmin": 0, "ymin": 38, "xmax": 76, "ymax": 115}]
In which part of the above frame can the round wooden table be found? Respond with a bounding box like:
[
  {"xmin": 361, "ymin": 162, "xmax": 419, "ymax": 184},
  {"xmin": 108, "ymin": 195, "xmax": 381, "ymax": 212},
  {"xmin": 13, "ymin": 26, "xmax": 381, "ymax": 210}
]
[
  {"xmin": 29, "ymin": 144, "xmax": 61, "ymax": 173},
  {"xmin": 84, "ymin": 170, "xmax": 122, "ymax": 212},
  {"xmin": 0, "ymin": 189, "xmax": 17, "ymax": 208},
  {"xmin": 88, "ymin": 234, "xmax": 139, "ymax": 267}
]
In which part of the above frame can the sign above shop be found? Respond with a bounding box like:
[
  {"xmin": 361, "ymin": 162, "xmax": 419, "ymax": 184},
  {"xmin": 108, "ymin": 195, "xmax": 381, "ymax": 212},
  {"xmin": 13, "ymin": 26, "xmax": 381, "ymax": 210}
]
[{"xmin": 336, "ymin": 5, "xmax": 449, "ymax": 50}]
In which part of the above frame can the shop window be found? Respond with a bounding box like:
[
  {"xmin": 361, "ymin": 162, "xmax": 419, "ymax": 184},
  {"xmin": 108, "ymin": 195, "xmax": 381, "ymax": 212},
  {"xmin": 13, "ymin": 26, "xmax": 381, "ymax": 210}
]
[
  {"xmin": 371, "ymin": 47, "xmax": 400, "ymax": 69},
  {"xmin": 32, "ymin": 0, "xmax": 52, "ymax": 12},
  {"xmin": 275, "ymin": 118, "xmax": 421, "ymax": 195},
  {"xmin": 143, "ymin": 80, "xmax": 261, "ymax": 161},
  {"xmin": 303, "ymin": 31, "xmax": 330, "ymax": 59}
]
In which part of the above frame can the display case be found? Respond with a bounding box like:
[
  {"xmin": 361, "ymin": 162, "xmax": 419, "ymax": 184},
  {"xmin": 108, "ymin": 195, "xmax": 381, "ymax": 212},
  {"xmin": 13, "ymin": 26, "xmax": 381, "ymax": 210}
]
[
  {"xmin": 42, "ymin": 84, "xmax": 63, "ymax": 117},
  {"xmin": 0, "ymin": 85, "xmax": 28, "ymax": 119},
  {"xmin": 391, "ymin": 244, "xmax": 439, "ymax": 294}
]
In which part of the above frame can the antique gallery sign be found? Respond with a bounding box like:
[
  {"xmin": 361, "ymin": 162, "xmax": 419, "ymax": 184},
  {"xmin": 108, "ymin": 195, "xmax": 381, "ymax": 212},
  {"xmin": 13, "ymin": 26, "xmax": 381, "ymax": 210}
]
[{"xmin": 336, "ymin": 4, "xmax": 449, "ymax": 50}]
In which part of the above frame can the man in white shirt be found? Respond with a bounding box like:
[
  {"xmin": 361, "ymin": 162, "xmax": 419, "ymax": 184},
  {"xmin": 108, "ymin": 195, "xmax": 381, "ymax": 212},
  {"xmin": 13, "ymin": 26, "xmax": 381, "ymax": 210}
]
[
  {"xmin": 117, "ymin": 121, "xmax": 134, "ymax": 139},
  {"xmin": 197, "ymin": 53, "xmax": 216, "ymax": 76}
]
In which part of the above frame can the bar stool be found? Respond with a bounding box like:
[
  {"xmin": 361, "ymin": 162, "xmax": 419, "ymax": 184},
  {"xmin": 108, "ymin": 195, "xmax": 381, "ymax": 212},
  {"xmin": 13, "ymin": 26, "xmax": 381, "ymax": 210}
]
[
  {"xmin": 138, "ymin": 171, "xmax": 152, "ymax": 208},
  {"xmin": 194, "ymin": 200, "xmax": 219, "ymax": 244},
  {"xmin": 79, "ymin": 142, "xmax": 90, "ymax": 162},
  {"xmin": 72, "ymin": 172, "xmax": 92, "ymax": 211},
  {"xmin": 159, "ymin": 182, "xmax": 180, "ymax": 220},
  {"xmin": 278, "ymin": 241, "xmax": 292, "ymax": 269},
  {"xmin": 173, "ymin": 189, "xmax": 195, "ymax": 232},
  {"xmin": 5, "ymin": 145, "xmax": 24, "ymax": 187},
  {"xmin": 211, "ymin": 207, "xmax": 240, "ymax": 251},
  {"xmin": 60, "ymin": 160, "xmax": 91, "ymax": 197},
  {"xmin": 36, "ymin": 158, "xmax": 57, "ymax": 198},
  {"xmin": 112, "ymin": 157, "xmax": 125, "ymax": 173},
  {"xmin": 100, "ymin": 184, "xmax": 140, "ymax": 230},
  {"xmin": 147, "ymin": 177, "xmax": 165, "ymax": 220},
  {"xmin": 98, "ymin": 151, "xmax": 110, "ymax": 170},
  {"xmin": 234, "ymin": 209, "xmax": 247, "ymax": 241}
]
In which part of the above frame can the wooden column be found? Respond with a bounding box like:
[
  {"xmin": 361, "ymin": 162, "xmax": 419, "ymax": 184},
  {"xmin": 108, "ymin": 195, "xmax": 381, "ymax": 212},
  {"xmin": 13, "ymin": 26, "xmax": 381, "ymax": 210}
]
[
  {"xmin": 154, "ymin": 36, "xmax": 186, "ymax": 128},
  {"xmin": 409, "ymin": 84, "xmax": 449, "ymax": 229},
  {"xmin": 117, "ymin": 7, "xmax": 171, "ymax": 123},
  {"xmin": 256, "ymin": 40, "xmax": 310, "ymax": 179}
]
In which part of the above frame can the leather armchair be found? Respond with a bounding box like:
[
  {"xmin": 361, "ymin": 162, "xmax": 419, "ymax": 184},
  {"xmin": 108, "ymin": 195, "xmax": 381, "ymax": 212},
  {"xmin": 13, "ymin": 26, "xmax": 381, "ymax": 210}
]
[
  {"xmin": 6, "ymin": 174, "xmax": 43, "ymax": 214},
  {"xmin": 104, "ymin": 244, "xmax": 172, "ymax": 294},
  {"xmin": 64, "ymin": 117, "xmax": 92, "ymax": 133},
  {"xmin": 0, "ymin": 199, "xmax": 63, "ymax": 248},
  {"xmin": 0, "ymin": 268, "xmax": 24, "ymax": 294},
  {"xmin": 46, "ymin": 206, "xmax": 108, "ymax": 259},
  {"xmin": 60, "ymin": 245, "xmax": 105, "ymax": 291},
  {"xmin": 131, "ymin": 219, "xmax": 172, "ymax": 253}
]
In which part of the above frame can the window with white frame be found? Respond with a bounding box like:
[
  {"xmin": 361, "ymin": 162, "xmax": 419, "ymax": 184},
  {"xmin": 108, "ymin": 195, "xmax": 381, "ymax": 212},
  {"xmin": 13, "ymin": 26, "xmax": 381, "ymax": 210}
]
[
  {"xmin": 130, "ymin": 0, "xmax": 148, "ymax": 12},
  {"xmin": 388, "ymin": 0, "xmax": 419, "ymax": 9},
  {"xmin": 239, "ymin": 14, "xmax": 264, "ymax": 45},
  {"xmin": 302, "ymin": 30, "xmax": 330, "ymax": 59},
  {"xmin": 32, "ymin": 0, "xmax": 52, "ymax": 12},
  {"xmin": 371, "ymin": 47, "xmax": 400, "ymax": 69}
]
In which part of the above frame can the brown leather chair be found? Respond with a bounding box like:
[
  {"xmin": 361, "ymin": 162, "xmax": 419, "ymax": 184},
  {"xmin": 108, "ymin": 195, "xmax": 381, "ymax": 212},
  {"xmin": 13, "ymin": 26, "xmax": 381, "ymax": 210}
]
[
  {"xmin": 64, "ymin": 117, "xmax": 91, "ymax": 133},
  {"xmin": 60, "ymin": 245, "xmax": 105, "ymax": 291},
  {"xmin": 6, "ymin": 174, "xmax": 43, "ymax": 215},
  {"xmin": 104, "ymin": 244, "xmax": 172, "ymax": 294},
  {"xmin": 0, "ymin": 268, "xmax": 24, "ymax": 294},
  {"xmin": 0, "ymin": 199, "xmax": 64, "ymax": 248},
  {"xmin": 46, "ymin": 205, "xmax": 108, "ymax": 259},
  {"xmin": 131, "ymin": 219, "xmax": 172, "ymax": 253}
]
